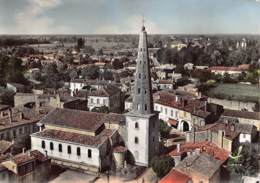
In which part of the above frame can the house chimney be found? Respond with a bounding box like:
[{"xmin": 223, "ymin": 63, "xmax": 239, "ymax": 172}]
[
  {"xmin": 218, "ymin": 130, "xmax": 224, "ymax": 148},
  {"xmin": 22, "ymin": 148, "xmax": 25, "ymax": 154}
]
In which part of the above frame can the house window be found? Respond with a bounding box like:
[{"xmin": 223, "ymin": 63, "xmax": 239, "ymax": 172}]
[
  {"xmin": 90, "ymin": 98, "xmax": 93, "ymax": 103},
  {"xmin": 50, "ymin": 142, "xmax": 54, "ymax": 150},
  {"xmin": 41, "ymin": 141, "xmax": 45, "ymax": 149},
  {"xmin": 58, "ymin": 144, "xmax": 62, "ymax": 152},
  {"xmin": 155, "ymin": 105, "xmax": 158, "ymax": 111},
  {"xmin": 171, "ymin": 110, "xmax": 173, "ymax": 117},
  {"xmin": 67, "ymin": 146, "xmax": 71, "ymax": 154},
  {"xmin": 139, "ymin": 74, "xmax": 141, "ymax": 79},
  {"xmin": 160, "ymin": 106, "xmax": 163, "ymax": 112},
  {"xmin": 165, "ymin": 108, "xmax": 167, "ymax": 115},
  {"xmin": 138, "ymin": 88, "xmax": 141, "ymax": 94},
  {"xmin": 137, "ymin": 104, "xmax": 140, "ymax": 110},
  {"xmin": 103, "ymin": 99, "xmax": 106, "ymax": 105},
  {"xmin": 134, "ymin": 137, "xmax": 139, "ymax": 144},
  {"xmin": 135, "ymin": 122, "xmax": 139, "ymax": 129},
  {"xmin": 77, "ymin": 147, "xmax": 81, "ymax": 156},
  {"xmin": 144, "ymin": 90, "xmax": 147, "ymax": 94},
  {"xmin": 144, "ymin": 75, "xmax": 146, "ymax": 79},
  {"xmin": 145, "ymin": 104, "xmax": 148, "ymax": 111},
  {"xmin": 13, "ymin": 130, "xmax": 16, "ymax": 138},
  {"xmin": 88, "ymin": 149, "xmax": 92, "ymax": 158},
  {"xmin": 97, "ymin": 99, "xmax": 100, "ymax": 104}
]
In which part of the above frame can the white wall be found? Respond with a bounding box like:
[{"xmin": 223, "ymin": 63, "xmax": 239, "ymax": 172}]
[
  {"xmin": 126, "ymin": 116, "xmax": 150, "ymax": 166},
  {"xmin": 31, "ymin": 136, "xmax": 101, "ymax": 168},
  {"xmin": 88, "ymin": 96, "xmax": 109, "ymax": 110},
  {"xmin": 239, "ymin": 133, "xmax": 251, "ymax": 143},
  {"xmin": 154, "ymin": 103, "xmax": 179, "ymax": 122}
]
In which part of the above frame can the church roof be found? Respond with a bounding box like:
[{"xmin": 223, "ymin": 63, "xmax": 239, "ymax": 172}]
[
  {"xmin": 32, "ymin": 129, "xmax": 114, "ymax": 147},
  {"xmin": 40, "ymin": 108, "xmax": 125, "ymax": 132}
]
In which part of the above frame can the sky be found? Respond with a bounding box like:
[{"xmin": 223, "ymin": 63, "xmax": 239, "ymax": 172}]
[{"xmin": 0, "ymin": 0, "xmax": 260, "ymax": 34}]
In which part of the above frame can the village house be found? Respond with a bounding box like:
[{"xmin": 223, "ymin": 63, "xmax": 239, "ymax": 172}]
[
  {"xmin": 222, "ymin": 109, "xmax": 260, "ymax": 131},
  {"xmin": 87, "ymin": 85, "xmax": 122, "ymax": 113},
  {"xmin": 208, "ymin": 66, "xmax": 246, "ymax": 76},
  {"xmin": 169, "ymin": 141, "xmax": 229, "ymax": 166},
  {"xmin": 1, "ymin": 153, "xmax": 36, "ymax": 176},
  {"xmin": 186, "ymin": 122, "xmax": 240, "ymax": 152},
  {"xmin": 174, "ymin": 153, "xmax": 222, "ymax": 183}
]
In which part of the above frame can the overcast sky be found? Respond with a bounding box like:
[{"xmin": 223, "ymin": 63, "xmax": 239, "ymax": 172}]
[{"xmin": 0, "ymin": 0, "xmax": 260, "ymax": 34}]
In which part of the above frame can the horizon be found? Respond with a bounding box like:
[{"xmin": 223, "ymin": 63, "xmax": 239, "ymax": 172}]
[{"xmin": 1, "ymin": 0, "xmax": 260, "ymax": 35}]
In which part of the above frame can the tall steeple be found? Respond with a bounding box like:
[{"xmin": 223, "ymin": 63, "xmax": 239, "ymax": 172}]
[
  {"xmin": 131, "ymin": 24, "xmax": 153, "ymax": 115},
  {"xmin": 125, "ymin": 23, "xmax": 159, "ymax": 167}
]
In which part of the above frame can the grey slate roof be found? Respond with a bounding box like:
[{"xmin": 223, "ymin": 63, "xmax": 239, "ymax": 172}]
[{"xmin": 175, "ymin": 153, "xmax": 222, "ymax": 179}]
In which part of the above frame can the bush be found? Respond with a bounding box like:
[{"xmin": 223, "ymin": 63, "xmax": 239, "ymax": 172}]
[
  {"xmin": 159, "ymin": 120, "xmax": 171, "ymax": 138},
  {"xmin": 151, "ymin": 155, "xmax": 175, "ymax": 178}
]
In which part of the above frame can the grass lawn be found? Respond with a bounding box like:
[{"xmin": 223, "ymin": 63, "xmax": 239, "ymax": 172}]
[{"xmin": 204, "ymin": 83, "xmax": 260, "ymax": 103}]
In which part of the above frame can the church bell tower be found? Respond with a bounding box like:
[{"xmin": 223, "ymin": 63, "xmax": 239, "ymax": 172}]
[{"xmin": 125, "ymin": 23, "xmax": 159, "ymax": 166}]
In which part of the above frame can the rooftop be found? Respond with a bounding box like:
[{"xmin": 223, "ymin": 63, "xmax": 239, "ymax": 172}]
[
  {"xmin": 32, "ymin": 129, "xmax": 114, "ymax": 147},
  {"xmin": 159, "ymin": 169, "xmax": 191, "ymax": 183},
  {"xmin": 175, "ymin": 154, "xmax": 222, "ymax": 179},
  {"xmin": 223, "ymin": 109, "xmax": 260, "ymax": 120},
  {"xmin": 40, "ymin": 108, "xmax": 125, "ymax": 132},
  {"xmin": 12, "ymin": 153, "xmax": 35, "ymax": 165},
  {"xmin": 169, "ymin": 141, "xmax": 229, "ymax": 163}
]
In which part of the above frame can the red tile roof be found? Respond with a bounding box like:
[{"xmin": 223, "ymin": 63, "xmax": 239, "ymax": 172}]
[
  {"xmin": 169, "ymin": 141, "xmax": 229, "ymax": 163},
  {"xmin": 167, "ymin": 119, "xmax": 178, "ymax": 126},
  {"xmin": 32, "ymin": 129, "xmax": 114, "ymax": 147},
  {"xmin": 113, "ymin": 145, "xmax": 127, "ymax": 153},
  {"xmin": 30, "ymin": 150, "xmax": 48, "ymax": 162},
  {"xmin": 12, "ymin": 153, "xmax": 35, "ymax": 165},
  {"xmin": 160, "ymin": 169, "xmax": 191, "ymax": 183}
]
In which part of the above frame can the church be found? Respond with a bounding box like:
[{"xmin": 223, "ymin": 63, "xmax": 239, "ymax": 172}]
[{"xmin": 30, "ymin": 24, "xmax": 159, "ymax": 172}]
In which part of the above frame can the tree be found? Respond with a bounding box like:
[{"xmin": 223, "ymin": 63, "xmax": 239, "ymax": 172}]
[
  {"xmin": 159, "ymin": 120, "xmax": 171, "ymax": 138},
  {"xmin": 91, "ymin": 106, "xmax": 110, "ymax": 113},
  {"xmin": 112, "ymin": 59, "xmax": 124, "ymax": 70},
  {"xmin": 81, "ymin": 65, "xmax": 99, "ymax": 79},
  {"xmin": 227, "ymin": 143, "xmax": 259, "ymax": 177},
  {"xmin": 41, "ymin": 63, "xmax": 60, "ymax": 89},
  {"xmin": 151, "ymin": 156, "xmax": 174, "ymax": 178},
  {"xmin": 77, "ymin": 38, "xmax": 85, "ymax": 49}
]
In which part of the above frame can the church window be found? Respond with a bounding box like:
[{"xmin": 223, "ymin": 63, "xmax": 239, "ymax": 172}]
[
  {"xmin": 67, "ymin": 146, "xmax": 71, "ymax": 154},
  {"xmin": 137, "ymin": 104, "xmax": 140, "ymax": 110},
  {"xmin": 77, "ymin": 147, "xmax": 81, "ymax": 156},
  {"xmin": 88, "ymin": 149, "xmax": 92, "ymax": 158},
  {"xmin": 139, "ymin": 74, "xmax": 141, "ymax": 79},
  {"xmin": 138, "ymin": 88, "xmax": 141, "ymax": 94},
  {"xmin": 58, "ymin": 144, "xmax": 62, "ymax": 152},
  {"xmin": 50, "ymin": 142, "xmax": 54, "ymax": 150},
  {"xmin": 145, "ymin": 104, "xmax": 148, "ymax": 111},
  {"xmin": 144, "ymin": 75, "xmax": 146, "ymax": 79},
  {"xmin": 134, "ymin": 137, "xmax": 139, "ymax": 144},
  {"xmin": 144, "ymin": 90, "xmax": 147, "ymax": 94},
  {"xmin": 140, "ymin": 48, "xmax": 142, "ymax": 52},
  {"xmin": 41, "ymin": 141, "xmax": 45, "ymax": 149},
  {"xmin": 135, "ymin": 122, "xmax": 139, "ymax": 129}
]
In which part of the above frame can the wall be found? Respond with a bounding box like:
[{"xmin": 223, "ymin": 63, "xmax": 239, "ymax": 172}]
[
  {"xmin": 31, "ymin": 136, "xmax": 102, "ymax": 169},
  {"xmin": 207, "ymin": 98, "xmax": 256, "ymax": 112}
]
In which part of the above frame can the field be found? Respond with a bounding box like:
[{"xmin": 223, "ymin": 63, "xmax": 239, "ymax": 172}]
[{"xmin": 205, "ymin": 83, "xmax": 260, "ymax": 103}]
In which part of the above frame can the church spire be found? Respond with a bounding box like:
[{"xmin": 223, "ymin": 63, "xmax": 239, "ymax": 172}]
[{"xmin": 131, "ymin": 23, "xmax": 153, "ymax": 115}]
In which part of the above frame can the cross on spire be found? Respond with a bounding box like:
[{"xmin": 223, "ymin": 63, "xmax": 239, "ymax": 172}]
[{"xmin": 142, "ymin": 14, "xmax": 145, "ymax": 31}]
